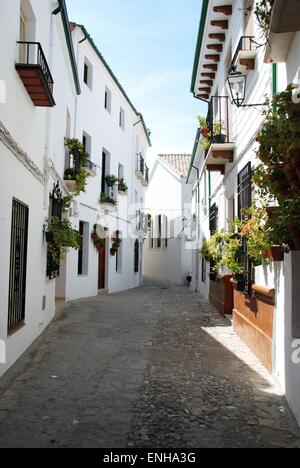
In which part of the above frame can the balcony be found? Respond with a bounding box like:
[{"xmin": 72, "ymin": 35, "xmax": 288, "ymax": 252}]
[
  {"xmin": 232, "ymin": 36, "xmax": 256, "ymax": 72},
  {"xmin": 15, "ymin": 42, "xmax": 55, "ymax": 107},
  {"xmin": 135, "ymin": 153, "xmax": 149, "ymax": 187},
  {"xmin": 205, "ymin": 96, "xmax": 235, "ymax": 175},
  {"xmin": 264, "ymin": 0, "xmax": 300, "ymax": 63}
]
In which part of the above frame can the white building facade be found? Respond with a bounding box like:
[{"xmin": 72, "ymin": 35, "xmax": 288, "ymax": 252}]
[
  {"xmin": 188, "ymin": 0, "xmax": 300, "ymax": 425},
  {"xmin": 144, "ymin": 154, "xmax": 192, "ymax": 285},
  {"xmin": 0, "ymin": 0, "xmax": 150, "ymax": 378}
]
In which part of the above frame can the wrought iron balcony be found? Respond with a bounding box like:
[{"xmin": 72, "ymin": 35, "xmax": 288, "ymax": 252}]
[
  {"xmin": 135, "ymin": 153, "xmax": 149, "ymax": 186},
  {"xmin": 232, "ymin": 36, "xmax": 256, "ymax": 72},
  {"xmin": 15, "ymin": 41, "xmax": 55, "ymax": 107},
  {"xmin": 205, "ymin": 96, "xmax": 235, "ymax": 175},
  {"xmin": 66, "ymin": 146, "xmax": 97, "ymax": 177}
]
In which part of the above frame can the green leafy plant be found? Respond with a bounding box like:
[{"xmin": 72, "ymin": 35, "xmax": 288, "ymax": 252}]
[
  {"xmin": 255, "ymin": 0, "xmax": 274, "ymax": 41},
  {"xmin": 62, "ymin": 194, "xmax": 73, "ymax": 210},
  {"xmin": 105, "ymin": 175, "xmax": 119, "ymax": 187},
  {"xmin": 45, "ymin": 216, "xmax": 81, "ymax": 265},
  {"xmin": 64, "ymin": 138, "xmax": 91, "ymax": 195},
  {"xmin": 91, "ymin": 225, "xmax": 105, "ymax": 252},
  {"xmin": 100, "ymin": 193, "xmax": 117, "ymax": 206},
  {"xmin": 110, "ymin": 231, "xmax": 122, "ymax": 256},
  {"xmin": 118, "ymin": 178, "xmax": 128, "ymax": 192},
  {"xmin": 200, "ymin": 120, "xmax": 226, "ymax": 150}
]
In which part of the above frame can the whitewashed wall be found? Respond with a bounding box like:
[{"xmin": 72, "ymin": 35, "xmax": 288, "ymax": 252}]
[{"xmin": 144, "ymin": 158, "xmax": 192, "ymax": 285}]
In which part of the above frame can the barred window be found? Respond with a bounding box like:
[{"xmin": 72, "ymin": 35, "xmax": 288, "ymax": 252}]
[{"xmin": 237, "ymin": 162, "xmax": 253, "ymax": 295}]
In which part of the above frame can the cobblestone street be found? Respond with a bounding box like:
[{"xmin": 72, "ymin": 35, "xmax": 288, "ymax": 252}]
[{"xmin": 0, "ymin": 281, "xmax": 299, "ymax": 448}]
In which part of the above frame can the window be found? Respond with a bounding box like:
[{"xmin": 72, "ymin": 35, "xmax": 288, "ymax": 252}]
[
  {"xmin": 101, "ymin": 150, "xmax": 110, "ymax": 195},
  {"xmin": 83, "ymin": 58, "xmax": 93, "ymax": 89},
  {"xmin": 152, "ymin": 215, "xmax": 168, "ymax": 249},
  {"xmin": 209, "ymin": 203, "xmax": 218, "ymax": 233},
  {"xmin": 237, "ymin": 162, "xmax": 253, "ymax": 294},
  {"xmin": 119, "ymin": 107, "xmax": 125, "ymax": 130},
  {"xmin": 104, "ymin": 87, "xmax": 112, "ymax": 113},
  {"xmin": 78, "ymin": 221, "xmax": 89, "ymax": 276},
  {"xmin": 134, "ymin": 239, "xmax": 139, "ymax": 273},
  {"xmin": 82, "ymin": 131, "xmax": 91, "ymax": 156},
  {"xmin": 8, "ymin": 199, "xmax": 29, "ymax": 333}
]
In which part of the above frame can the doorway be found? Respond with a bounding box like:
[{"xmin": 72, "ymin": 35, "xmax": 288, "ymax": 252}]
[{"xmin": 98, "ymin": 237, "xmax": 106, "ymax": 290}]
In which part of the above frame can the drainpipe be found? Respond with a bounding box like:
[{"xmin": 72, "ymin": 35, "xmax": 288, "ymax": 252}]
[{"xmin": 190, "ymin": 165, "xmax": 200, "ymax": 292}]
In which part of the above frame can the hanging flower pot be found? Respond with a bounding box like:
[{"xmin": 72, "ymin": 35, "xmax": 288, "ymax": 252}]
[
  {"xmin": 110, "ymin": 247, "xmax": 117, "ymax": 256},
  {"xmin": 45, "ymin": 231, "xmax": 54, "ymax": 243}
]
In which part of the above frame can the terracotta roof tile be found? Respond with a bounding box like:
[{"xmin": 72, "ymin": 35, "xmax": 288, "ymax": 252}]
[{"xmin": 158, "ymin": 154, "xmax": 192, "ymax": 178}]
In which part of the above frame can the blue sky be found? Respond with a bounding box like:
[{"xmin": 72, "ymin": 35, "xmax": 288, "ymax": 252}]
[{"xmin": 67, "ymin": 0, "xmax": 207, "ymax": 154}]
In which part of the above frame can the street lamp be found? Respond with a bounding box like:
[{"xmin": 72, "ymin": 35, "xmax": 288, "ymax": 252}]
[
  {"xmin": 227, "ymin": 66, "xmax": 266, "ymax": 108},
  {"xmin": 227, "ymin": 67, "xmax": 246, "ymax": 107}
]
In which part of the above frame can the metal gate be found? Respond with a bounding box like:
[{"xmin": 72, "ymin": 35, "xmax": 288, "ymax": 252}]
[{"xmin": 8, "ymin": 199, "xmax": 29, "ymax": 333}]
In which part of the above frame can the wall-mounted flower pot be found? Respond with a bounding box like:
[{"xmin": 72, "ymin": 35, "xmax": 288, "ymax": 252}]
[
  {"xmin": 264, "ymin": 247, "xmax": 284, "ymax": 262},
  {"xmin": 110, "ymin": 248, "xmax": 117, "ymax": 256},
  {"xmin": 65, "ymin": 180, "xmax": 77, "ymax": 194}
]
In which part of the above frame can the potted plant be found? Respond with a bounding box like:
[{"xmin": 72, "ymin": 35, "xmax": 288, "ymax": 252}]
[
  {"xmin": 62, "ymin": 194, "xmax": 73, "ymax": 211},
  {"xmin": 99, "ymin": 193, "xmax": 117, "ymax": 206},
  {"xmin": 110, "ymin": 246, "xmax": 118, "ymax": 256},
  {"xmin": 198, "ymin": 116, "xmax": 209, "ymax": 138},
  {"xmin": 91, "ymin": 225, "xmax": 105, "ymax": 252},
  {"xmin": 118, "ymin": 178, "xmax": 128, "ymax": 193},
  {"xmin": 105, "ymin": 175, "xmax": 119, "ymax": 188},
  {"xmin": 44, "ymin": 216, "xmax": 81, "ymax": 265}
]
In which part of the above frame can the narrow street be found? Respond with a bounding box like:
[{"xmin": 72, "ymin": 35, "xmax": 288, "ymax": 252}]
[{"xmin": 0, "ymin": 281, "xmax": 299, "ymax": 448}]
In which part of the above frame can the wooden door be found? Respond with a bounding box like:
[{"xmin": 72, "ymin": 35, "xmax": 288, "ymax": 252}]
[{"xmin": 98, "ymin": 238, "xmax": 106, "ymax": 290}]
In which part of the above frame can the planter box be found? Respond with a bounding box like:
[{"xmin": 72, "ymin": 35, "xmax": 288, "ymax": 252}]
[
  {"xmin": 64, "ymin": 180, "xmax": 77, "ymax": 194},
  {"xmin": 264, "ymin": 247, "xmax": 284, "ymax": 262}
]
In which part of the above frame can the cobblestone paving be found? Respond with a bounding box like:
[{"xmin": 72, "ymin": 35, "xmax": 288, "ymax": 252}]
[{"xmin": 0, "ymin": 281, "xmax": 299, "ymax": 448}]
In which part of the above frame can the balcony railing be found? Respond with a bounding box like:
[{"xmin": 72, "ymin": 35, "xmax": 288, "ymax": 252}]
[
  {"xmin": 136, "ymin": 153, "xmax": 149, "ymax": 186},
  {"xmin": 207, "ymin": 96, "xmax": 231, "ymax": 145},
  {"xmin": 232, "ymin": 36, "xmax": 256, "ymax": 66},
  {"xmin": 232, "ymin": 36, "xmax": 256, "ymax": 71},
  {"xmin": 15, "ymin": 41, "xmax": 55, "ymax": 107},
  {"xmin": 66, "ymin": 147, "xmax": 97, "ymax": 177}
]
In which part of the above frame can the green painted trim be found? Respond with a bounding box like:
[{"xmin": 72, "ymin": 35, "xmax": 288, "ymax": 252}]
[
  {"xmin": 186, "ymin": 128, "xmax": 201, "ymax": 183},
  {"xmin": 190, "ymin": 0, "xmax": 210, "ymax": 94},
  {"xmin": 71, "ymin": 23, "xmax": 151, "ymax": 147},
  {"xmin": 272, "ymin": 63, "xmax": 278, "ymax": 95},
  {"xmin": 58, "ymin": 0, "xmax": 81, "ymax": 95}
]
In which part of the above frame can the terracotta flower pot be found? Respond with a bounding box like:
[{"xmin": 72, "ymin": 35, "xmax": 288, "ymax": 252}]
[
  {"xmin": 264, "ymin": 247, "xmax": 284, "ymax": 262},
  {"xmin": 201, "ymin": 127, "xmax": 209, "ymax": 138}
]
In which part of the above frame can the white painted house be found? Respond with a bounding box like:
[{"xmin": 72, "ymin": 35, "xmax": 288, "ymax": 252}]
[
  {"xmin": 0, "ymin": 0, "xmax": 150, "ymax": 378},
  {"xmin": 188, "ymin": 0, "xmax": 300, "ymax": 425},
  {"xmin": 144, "ymin": 154, "xmax": 192, "ymax": 285}
]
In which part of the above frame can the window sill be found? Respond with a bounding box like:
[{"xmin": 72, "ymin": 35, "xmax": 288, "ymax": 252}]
[{"xmin": 8, "ymin": 321, "xmax": 26, "ymax": 338}]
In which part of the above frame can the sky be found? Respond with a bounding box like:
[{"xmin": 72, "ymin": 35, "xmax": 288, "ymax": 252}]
[{"xmin": 66, "ymin": 0, "xmax": 207, "ymax": 155}]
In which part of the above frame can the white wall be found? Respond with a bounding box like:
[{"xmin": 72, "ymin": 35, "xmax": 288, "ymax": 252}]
[{"xmin": 144, "ymin": 157, "xmax": 192, "ymax": 285}]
